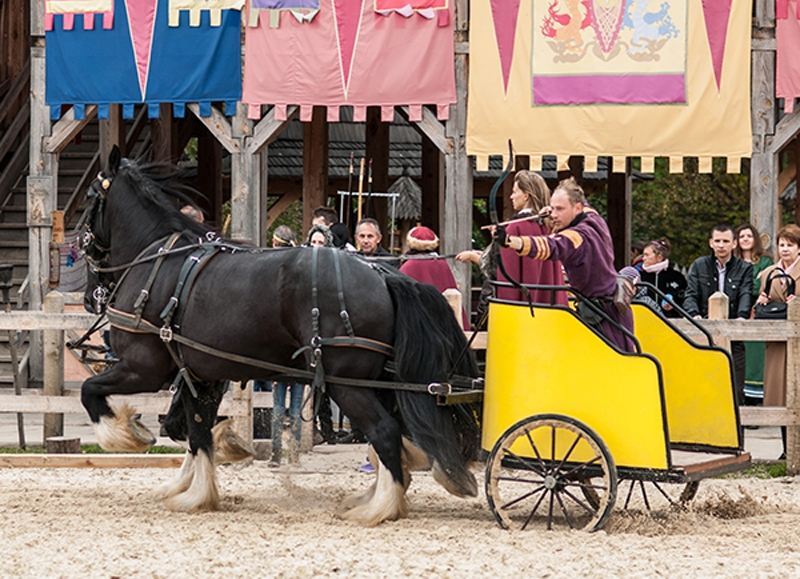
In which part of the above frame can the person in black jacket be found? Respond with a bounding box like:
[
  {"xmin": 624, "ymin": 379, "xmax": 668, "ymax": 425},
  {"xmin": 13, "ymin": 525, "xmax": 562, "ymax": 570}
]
[
  {"xmin": 634, "ymin": 238, "xmax": 687, "ymax": 318},
  {"xmin": 684, "ymin": 224, "xmax": 753, "ymax": 403}
]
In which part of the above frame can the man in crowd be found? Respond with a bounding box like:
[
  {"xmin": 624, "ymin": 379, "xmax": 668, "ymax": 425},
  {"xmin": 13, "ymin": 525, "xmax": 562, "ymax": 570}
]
[
  {"xmin": 497, "ymin": 177, "xmax": 635, "ymax": 352},
  {"xmin": 684, "ymin": 224, "xmax": 753, "ymax": 403},
  {"xmin": 355, "ymin": 218, "xmax": 390, "ymax": 256},
  {"xmin": 312, "ymin": 206, "xmax": 354, "ymax": 250}
]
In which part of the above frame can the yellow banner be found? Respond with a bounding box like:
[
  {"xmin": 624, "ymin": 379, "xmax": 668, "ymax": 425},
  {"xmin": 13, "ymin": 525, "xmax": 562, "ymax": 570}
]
[{"xmin": 466, "ymin": 0, "xmax": 752, "ymax": 169}]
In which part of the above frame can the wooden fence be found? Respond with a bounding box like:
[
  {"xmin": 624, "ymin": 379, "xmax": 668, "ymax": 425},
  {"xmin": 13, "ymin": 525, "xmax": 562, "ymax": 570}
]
[{"xmin": 0, "ymin": 291, "xmax": 798, "ymax": 473}]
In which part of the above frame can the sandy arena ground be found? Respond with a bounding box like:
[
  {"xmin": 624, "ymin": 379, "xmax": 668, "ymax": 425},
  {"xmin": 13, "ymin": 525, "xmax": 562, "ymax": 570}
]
[{"xmin": 1, "ymin": 445, "xmax": 799, "ymax": 577}]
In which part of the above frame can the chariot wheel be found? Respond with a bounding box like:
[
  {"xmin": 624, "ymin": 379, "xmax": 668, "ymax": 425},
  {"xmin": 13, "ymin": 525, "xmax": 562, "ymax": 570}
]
[{"xmin": 485, "ymin": 414, "xmax": 617, "ymax": 532}]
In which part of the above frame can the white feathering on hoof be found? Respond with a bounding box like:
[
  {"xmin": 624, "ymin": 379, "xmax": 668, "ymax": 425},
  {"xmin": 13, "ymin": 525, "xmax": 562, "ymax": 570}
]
[
  {"xmin": 94, "ymin": 403, "xmax": 156, "ymax": 453},
  {"xmin": 156, "ymin": 452, "xmax": 195, "ymax": 499},
  {"xmin": 340, "ymin": 480, "xmax": 377, "ymax": 512},
  {"xmin": 164, "ymin": 449, "xmax": 219, "ymax": 512},
  {"xmin": 212, "ymin": 418, "xmax": 255, "ymax": 465},
  {"xmin": 340, "ymin": 460, "xmax": 408, "ymax": 526}
]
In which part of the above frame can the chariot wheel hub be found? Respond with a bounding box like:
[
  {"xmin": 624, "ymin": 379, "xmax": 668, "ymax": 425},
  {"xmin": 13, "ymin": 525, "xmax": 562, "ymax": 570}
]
[{"xmin": 544, "ymin": 475, "xmax": 557, "ymax": 490}]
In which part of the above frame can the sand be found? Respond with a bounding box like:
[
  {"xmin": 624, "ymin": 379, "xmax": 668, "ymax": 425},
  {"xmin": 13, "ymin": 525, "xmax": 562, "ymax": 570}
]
[{"xmin": 1, "ymin": 445, "xmax": 799, "ymax": 578}]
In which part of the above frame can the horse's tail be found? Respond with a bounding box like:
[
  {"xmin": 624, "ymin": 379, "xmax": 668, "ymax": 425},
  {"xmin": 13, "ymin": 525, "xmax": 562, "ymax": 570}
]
[{"xmin": 384, "ymin": 273, "xmax": 480, "ymax": 498}]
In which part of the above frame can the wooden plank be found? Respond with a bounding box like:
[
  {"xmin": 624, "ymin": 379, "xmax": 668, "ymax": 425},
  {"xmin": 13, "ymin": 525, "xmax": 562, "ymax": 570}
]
[
  {"xmin": 302, "ymin": 106, "xmax": 329, "ymax": 234},
  {"xmin": 754, "ymin": 0, "xmax": 775, "ymax": 28},
  {"xmin": 679, "ymin": 452, "xmax": 751, "ymax": 478},
  {"xmin": 230, "ymin": 103, "xmax": 260, "ymax": 244},
  {"xmin": 0, "ymin": 392, "xmax": 250, "ymax": 416},
  {"xmin": 740, "ymin": 406, "xmax": 800, "ymax": 426},
  {"xmin": 786, "ymin": 300, "xmax": 800, "ymax": 475},
  {"xmin": 45, "ymin": 105, "xmax": 98, "ymax": 153},
  {"xmin": 752, "ymin": 37, "xmax": 776, "ymax": 51},
  {"xmin": 0, "ymin": 311, "xmax": 97, "ymax": 331},
  {"xmin": 401, "ymin": 106, "xmax": 452, "ymax": 155},
  {"xmin": 0, "ymin": 454, "xmax": 184, "ymax": 468},
  {"xmin": 0, "ymin": 100, "xmax": 29, "ymax": 162},
  {"xmin": 188, "ymin": 103, "xmax": 240, "ymax": 154},
  {"xmin": 249, "ymin": 105, "xmax": 299, "ymax": 154},
  {"xmin": 99, "ymin": 104, "xmax": 125, "ymax": 161},
  {"xmin": 151, "ymin": 104, "xmax": 178, "ymax": 162}
]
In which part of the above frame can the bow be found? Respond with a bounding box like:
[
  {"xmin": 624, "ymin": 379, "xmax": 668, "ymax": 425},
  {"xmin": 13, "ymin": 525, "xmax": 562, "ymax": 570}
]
[{"xmin": 488, "ymin": 140, "xmax": 529, "ymax": 300}]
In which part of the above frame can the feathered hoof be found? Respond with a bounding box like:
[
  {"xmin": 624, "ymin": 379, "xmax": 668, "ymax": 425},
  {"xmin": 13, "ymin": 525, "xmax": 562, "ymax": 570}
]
[
  {"xmin": 212, "ymin": 418, "xmax": 255, "ymax": 466},
  {"xmin": 339, "ymin": 481, "xmax": 377, "ymax": 511},
  {"xmin": 95, "ymin": 403, "xmax": 156, "ymax": 453},
  {"xmin": 338, "ymin": 463, "xmax": 408, "ymax": 526},
  {"xmin": 163, "ymin": 450, "xmax": 219, "ymax": 512},
  {"xmin": 155, "ymin": 452, "xmax": 194, "ymax": 500},
  {"xmin": 432, "ymin": 461, "xmax": 478, "ymax": 498}
]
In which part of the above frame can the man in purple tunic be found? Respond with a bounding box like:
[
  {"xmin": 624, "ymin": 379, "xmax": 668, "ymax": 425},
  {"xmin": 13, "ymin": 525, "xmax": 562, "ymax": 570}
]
[{"xmin": 498, "ymin": 177, "xmax": 635, "ymax": 352}]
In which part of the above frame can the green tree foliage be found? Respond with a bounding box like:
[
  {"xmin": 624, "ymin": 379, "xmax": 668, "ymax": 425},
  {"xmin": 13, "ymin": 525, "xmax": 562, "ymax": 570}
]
[{"xmin": 631, "ymin": 158, "xmax": 750, "ymax": 267}]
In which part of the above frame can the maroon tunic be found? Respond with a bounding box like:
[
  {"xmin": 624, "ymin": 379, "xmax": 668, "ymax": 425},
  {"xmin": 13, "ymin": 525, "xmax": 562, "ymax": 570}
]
[
  {"xmin": 399, "ymin": 254, "xmax": 469, "ymax": 327},
  {"xmin": 517, "ymin": 210, "xmax": 635, "ymax": 352},
  {"xmin": 496, "ymin": 218, "xmax": 567, "ymax": 305}
]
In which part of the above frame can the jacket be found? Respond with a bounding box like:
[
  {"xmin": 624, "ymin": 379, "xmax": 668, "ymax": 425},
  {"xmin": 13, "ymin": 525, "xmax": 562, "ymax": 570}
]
[
  {"xmin": 683, "ymin": 255, "xmax": 753, "ymax": 319},
  {"xmin": 635, "ymin": 262, "xmax": 687, "ymax": 318}
]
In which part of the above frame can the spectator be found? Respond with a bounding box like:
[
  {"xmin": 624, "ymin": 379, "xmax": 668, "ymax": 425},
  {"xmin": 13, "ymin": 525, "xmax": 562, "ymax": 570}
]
[
  {"xmin": 735, "ymin": 223, "xmax": 773, "ymax": 402},
  {"xmin": 306, "ymin": 224, "xmax": 334, "ymax": 248},
  {"xmin": 634, "ymin": 238, "xmax": 687, "ymax": 318},
  {"xmin": 312, "ymin": 205, "xmax": 354, "ymax": 250},
  {"xmin": 630, "ymin": 240, "xmax": 645, "ymax": 266},
  {"xmin": 400, "ymin": 225, "xmax": 468, "ymax": 327},
  {"xmin": 756, "ymin": 224, "xmax": 800, "ymax": 458},
  {"xmin": 355, "ymin": 218, "xmax": 388, "ymax": 256},
  {"xmin": 684, "ymin": 224, "xmax": 753, "ymax": 404},
  {"xmin": 271, "ymin": 225, "xmax": 296, "ymax": 248}
]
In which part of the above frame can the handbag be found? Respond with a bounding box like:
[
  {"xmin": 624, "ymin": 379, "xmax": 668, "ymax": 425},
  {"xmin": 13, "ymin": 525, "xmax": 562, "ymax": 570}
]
[{"xmin": 754, "ymin": 270, "xmax": 796, "ymax": 320}]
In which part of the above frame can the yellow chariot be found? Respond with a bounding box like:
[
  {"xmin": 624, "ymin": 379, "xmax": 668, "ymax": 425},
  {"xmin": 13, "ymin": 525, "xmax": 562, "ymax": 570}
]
[{"xmin": 480, "ymin": 282, "xmax": 751, "ymax": 531}]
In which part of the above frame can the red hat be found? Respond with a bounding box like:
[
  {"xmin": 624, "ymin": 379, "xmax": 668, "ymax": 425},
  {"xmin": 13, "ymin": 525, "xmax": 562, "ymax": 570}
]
[{"xmin": 407, "ymin": 226, "xmax": 439, "ymax": 252}]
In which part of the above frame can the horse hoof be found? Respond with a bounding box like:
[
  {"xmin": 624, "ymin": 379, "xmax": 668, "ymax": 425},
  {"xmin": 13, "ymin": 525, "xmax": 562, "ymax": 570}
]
[
  {"xmin": 432, "ymin": 461, "xmax": 478, "ymax": 498},
  {"xmin": 95, "ymin": 403, "xmax": 155, "ymax": 453},
  {"xmin": 163, "ymin": 450, "xmax": 219, "ymax": 512},
  {"xmin": 212, "ymin": 419, "xmax": 255, "ymax": 465}
]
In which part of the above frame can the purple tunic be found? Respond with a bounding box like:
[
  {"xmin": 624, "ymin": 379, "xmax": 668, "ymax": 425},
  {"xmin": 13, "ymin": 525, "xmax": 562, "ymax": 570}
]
[{"xmin": 517, "ymin": 210, "xmax": 635, "ymax": 352}]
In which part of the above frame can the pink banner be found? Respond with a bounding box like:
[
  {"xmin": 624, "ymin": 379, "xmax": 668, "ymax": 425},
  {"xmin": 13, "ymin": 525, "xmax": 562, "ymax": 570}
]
[
  {"xmin": 778, "ymin": 0, "xmax": 800, "ymax": 113},
  {"xmin": 242, "ymin": 0, "xmax": 455, "ymax": 119},
  {"xmin": 534, "ymin": 74, "xmax": 686, "ymax": 106}
]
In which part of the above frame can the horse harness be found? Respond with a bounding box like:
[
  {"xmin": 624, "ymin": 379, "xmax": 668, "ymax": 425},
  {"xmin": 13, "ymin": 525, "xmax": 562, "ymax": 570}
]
[{"xmin": 103, "ymin": 238, "xmax": 395, "ymax": 399}]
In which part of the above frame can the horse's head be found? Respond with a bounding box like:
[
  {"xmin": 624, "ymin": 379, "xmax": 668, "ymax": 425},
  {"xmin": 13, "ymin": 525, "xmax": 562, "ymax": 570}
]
[{"xmin": 78, "ymin": 146, "xmax": 124, "ymax": 313}]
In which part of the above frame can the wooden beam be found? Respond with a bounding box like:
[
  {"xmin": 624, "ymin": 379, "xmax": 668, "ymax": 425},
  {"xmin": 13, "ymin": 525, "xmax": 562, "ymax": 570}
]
[
  {"xmin": 249, "ymin": 105, "xmax": 299, "ymax": 154},
  {"xmin": 230, "ymin": 103, "xmax": 260, "ymax": 244},
  {"xmin": 400, "ymin": 106, "xmax": 453, "ymax": 155},
  {"xmin": 0, "ymin": 454, "xmax": 185, "ymax": 469},
  {"xmin": 421, "ymin": 134, "xmax": 443, "ymax": 231},
  {"xmin": 770, "ymin": 110, "xmax": 800, "ymax": 155},
  {"xmin": 740, "ymin": 406, "xmax": 800, "ymax": 426},
  {"xmin": 302, "ymin": 107, "xmax": 329, "ymax": 234},
  {"xmin": 606, "ymin": 159, "xmax": 632, "ymax": 269},
  {"xmin": 779, "ymin": 151, "xmax": 797, "ymax": 195},
  {"xmin": 44, "ymin": 105, "xmax": 97, "ymax": 153},
  {"xmin": 197, "ymin": 128, "xmax": 223, "ymax": 224},
  {"xmin": 755, "ymin": 0, "xmax": 775, "ymax": 28},
  {"xmin": 266, "ymin": 191, "xmax": 301, "ymax": 230},
  {"xmin": 0, "ymin": 311, "xmax": 97, "ymax": 331},
  {"xmin": 188, "ymin": 103, "xmax": 240, "ymax": 154},
  {"xmin": 751, "ymin": 150, "xmax": 779, "ymax": 251},
  {"xmin": 752, "ymin": 47, "xmax": 776, "ymax": 142},
  {"xmin": 365, "ymin": 107, "xmax": 390, "ymax": 227},
  {"xmin": 150, "ymin": 104, "xmax": 178, "ymax": 162},
  {"xmin": 98, "ymin": 104, "xmax": 124, "ymax": 162}
]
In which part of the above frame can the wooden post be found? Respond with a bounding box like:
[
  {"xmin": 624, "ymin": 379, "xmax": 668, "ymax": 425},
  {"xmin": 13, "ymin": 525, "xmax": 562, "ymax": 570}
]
[
  {"xmin": 421, "ymin": 134, "xmax": 443, "ymax": 232},
  {"xmin": 607, "ymin": 159, "xmax": 632, "ymax": 269},
  {"xmin": 302, "ymin": 107, "xmax": 329, "ymax": 235},
  {"xmin": 366, "ymin": 107, "xmax": 390, "ymax": 229},
  {"xmin": 707, "ymin": 291, "xmax": 730, "ymax": 351},
  {"xmin": 231, "ymin": 103, "xmax": 260, "ymax": 244},
  {"xmin": 45, "ymin": 436, "xmax": 81, "ymax": 454},
  {"xmin": 151, "ymin": 104, "xmax": 177, "ymax": 162},
  {"xmin": 27, "ymin": 1, "xmax": 57, "ymax": 386},
  {"xmin": 786, "ymin": 299, "xmax": 800, "ymax": 475},
  {"xmin": 229, "ymin": 380, "xmax": 254, "ymax": 448},
  {"xmin": 43, "ymin": 291, "xmax": 65, "ymax": 439},
  {"xmin": 444, "ymin": 0, "xmax": 473, "ymax": 315},
  {"xmin": 443, "ymin": 288, "xmax": 463, "ymax": 329},
  {"xmin": 99, "ymin": 104, "xmax": 125, "ymax": 161},
  {"xmin": 197, "ymin": 129, "xmax": 223, "ymax": 226}
]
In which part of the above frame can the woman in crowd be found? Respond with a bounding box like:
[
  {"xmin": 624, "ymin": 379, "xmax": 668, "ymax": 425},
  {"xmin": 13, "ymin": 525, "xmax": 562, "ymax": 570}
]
[
  {"xmin": 456, "ymin": 171, "xmax": 566, "ymax": 325},
  {"xmin": 306, "ymin": 224, "xmax": 334, "ymax": 248},
  {"xmin": 735, "ymin": 223, "xmax": 773, "ymax": 401},
  {"xmin": 757, "ymin": 224, "xmax": 800, "ymax": 459},
  {"xmin": 634, "ymin": 238, "xmax": 686, "ymax": 318}
]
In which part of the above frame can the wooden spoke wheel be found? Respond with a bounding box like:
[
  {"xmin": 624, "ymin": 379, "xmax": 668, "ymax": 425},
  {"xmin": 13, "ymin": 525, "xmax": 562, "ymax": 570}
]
[
  {"xmin": 485, "ymin": 414, "xmax": 617, "ymax": 532},
  {"xmin": 614, "ymin": 479, "xmax": 700, "ymax": 512}
]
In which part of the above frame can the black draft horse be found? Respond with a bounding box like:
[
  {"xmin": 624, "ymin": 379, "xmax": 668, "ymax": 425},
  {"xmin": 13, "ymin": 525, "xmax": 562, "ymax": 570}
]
[{"xmin": 79, "ymin": 148, "xmax": 479, "ymax": 525}]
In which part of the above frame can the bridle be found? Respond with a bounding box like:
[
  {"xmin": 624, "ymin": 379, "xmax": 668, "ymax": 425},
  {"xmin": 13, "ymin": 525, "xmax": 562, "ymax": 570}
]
[{"xmin": 76, "ymin": 170, "xmax": 115, "ymax": 313}]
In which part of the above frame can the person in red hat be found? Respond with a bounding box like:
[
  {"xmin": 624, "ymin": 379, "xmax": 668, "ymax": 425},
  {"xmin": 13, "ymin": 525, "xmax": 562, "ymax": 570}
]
[{"xmin": 399, "ymin": 226, "xmax": 468, "ymax": 327}]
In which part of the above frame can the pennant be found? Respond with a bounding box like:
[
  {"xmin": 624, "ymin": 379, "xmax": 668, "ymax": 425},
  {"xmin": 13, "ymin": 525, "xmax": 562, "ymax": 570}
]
[
  {"xmin": 702, "ymin": 0, "xmax": 733, "ymax": 90},
  {"xmin": 127, "ymin": 0, "xmax": 159, "ymax": 96},
  {"xmin": 333, "ymin": 0, "xmax": 364, "ymax": 96},
  {"xmin": 490, "ymin": 0, "xmax": 520, "ymax": 94}
]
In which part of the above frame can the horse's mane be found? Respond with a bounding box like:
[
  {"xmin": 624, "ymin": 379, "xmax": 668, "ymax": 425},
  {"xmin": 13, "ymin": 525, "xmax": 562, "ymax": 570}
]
[{"xmin": 116, "ymin": 160, "xmax": 213, "ymax": 239}]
